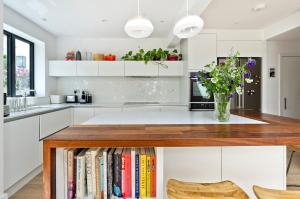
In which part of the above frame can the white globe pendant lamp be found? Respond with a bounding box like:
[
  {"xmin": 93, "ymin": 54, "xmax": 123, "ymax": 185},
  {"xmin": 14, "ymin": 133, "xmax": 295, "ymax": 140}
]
[
  {"xmin": 124, "ymin": 0, "xmax": 154, "ymax": 38},
  {"xmin": 173, "ymin": 0, "xmax": 204, "ymax": 38}
]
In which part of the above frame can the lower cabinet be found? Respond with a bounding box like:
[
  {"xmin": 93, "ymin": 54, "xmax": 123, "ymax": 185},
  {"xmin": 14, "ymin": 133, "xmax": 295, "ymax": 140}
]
[
  {"xmin": 4, "ymin": 116, "xmax": 40, "ymax": 190},
  {"xmin": 94, "ymin": 107, "xmax": 122, "ymax": 116},
  {"xmin": 73, "ymin": 108, "xmax": 95, "ymax": 125},
  {"xmin": 222, "ymin": 146, "xmax": 286, "ymax": 199},
  {"xmin": 40, "ymin": 109, "xmax": 72, "ymax": 139}
]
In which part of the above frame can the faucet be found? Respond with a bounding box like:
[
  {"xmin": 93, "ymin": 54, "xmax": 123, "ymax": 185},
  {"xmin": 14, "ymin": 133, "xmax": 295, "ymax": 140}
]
[{"xmin": 23, "ymin": 89, "xmax": 36, "ymax": 110}]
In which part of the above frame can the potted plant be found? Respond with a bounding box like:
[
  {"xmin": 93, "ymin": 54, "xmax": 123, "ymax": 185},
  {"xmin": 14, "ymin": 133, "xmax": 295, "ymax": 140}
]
[
  {"xmin": 198, "ymin": 51, "xmax": 256, "ymax": 122},
  {"xmin": 167, "ymin": 49, "xmax": 182, "ymax": 61}
]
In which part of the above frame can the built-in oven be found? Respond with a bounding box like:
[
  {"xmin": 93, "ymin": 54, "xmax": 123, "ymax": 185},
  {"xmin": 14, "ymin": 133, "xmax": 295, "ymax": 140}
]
[{"xmin": 189, "ymin": 72, "xmax": 214, "ymax": 111}]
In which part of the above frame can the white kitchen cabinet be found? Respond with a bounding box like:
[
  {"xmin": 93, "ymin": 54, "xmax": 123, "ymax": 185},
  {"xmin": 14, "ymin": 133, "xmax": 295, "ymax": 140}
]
[
  {"xmin": 94, "ymin": 107, "xmax": 122, "ymax": 116},
  {"xmin": 99, "ymin": 61, "xmax": 124, "ymax": 76},
  {"xmin": 39, "ymin": 109, "xmax": 72, "ymax": 139},
  {"xmin": 49, "ymin": 61, "xmax": 77, "ymax": 76},
  {"xmin": 163, "ymin": 147, "xmax": 222, "ymax": 198},
  {"xmin": 73, "ymin": 108, "xmax": 95, "ymax": 125},
  {"xmin": 217, "ymin": 41, "xmax": 265, "ymax": 57},
  {"xmin": 222, "ymin": 146, "xmax": 286, "ymax": 199},
  {"xmin": 125, "ymin": 61, "xmax": 158, "ymax": 76},
  {"xmin": 4, "ymin": 116, "xmax": 40, "ymax": 190},
  {"xmin": 187, "ymin": 34, "xmax": 217, "ymax": 72},
  {"xmin": 76, "ymin": 61, "xmax": 99, "ymax": 76},
  {"xmin": 159, "ymin": 61, "xmax": 184, "ymax": 76}
]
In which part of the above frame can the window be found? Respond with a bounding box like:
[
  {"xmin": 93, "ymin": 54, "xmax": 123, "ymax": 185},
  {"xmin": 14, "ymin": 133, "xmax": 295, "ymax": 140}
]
[{"xmin": 3, "ymin": 31, "xmax": 34, "ymax": 96}]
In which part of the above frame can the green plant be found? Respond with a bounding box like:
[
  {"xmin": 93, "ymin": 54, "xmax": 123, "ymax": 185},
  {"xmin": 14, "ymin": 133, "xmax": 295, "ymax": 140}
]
[{"xmin": 122, "ymin": 48, "xmax": 181, "ymax": 64}]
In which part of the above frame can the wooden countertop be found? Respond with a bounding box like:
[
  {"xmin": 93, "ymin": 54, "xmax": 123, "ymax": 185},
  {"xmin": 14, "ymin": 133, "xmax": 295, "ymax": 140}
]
[{"xmin": 44, "ymin": 110, "xmax": 300, "ymax": 147}]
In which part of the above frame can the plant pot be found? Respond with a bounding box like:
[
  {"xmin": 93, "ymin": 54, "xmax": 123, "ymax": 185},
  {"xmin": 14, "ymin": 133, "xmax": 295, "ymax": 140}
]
[
  {"xmin": 214, "ymin": 93, "xmax": 231, "ymax": 122},
  {"xmin": 167, "ymin": 55, "xmax": 178, "ymax": 61}
]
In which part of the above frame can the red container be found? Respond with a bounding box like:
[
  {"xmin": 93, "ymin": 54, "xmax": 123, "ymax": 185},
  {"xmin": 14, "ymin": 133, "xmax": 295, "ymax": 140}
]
[
  {"xmin": 104, "ymin": 54, "xmax": 116, "ymax": 61},
  {"xmin": 167, "ymin": 55, "xmax": 178, "ymax": 61}
]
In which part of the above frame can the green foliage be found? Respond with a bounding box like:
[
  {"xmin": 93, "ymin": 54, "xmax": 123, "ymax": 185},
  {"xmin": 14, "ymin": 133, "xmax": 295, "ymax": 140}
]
[
  {"xmin": 122, "ymin": 48, "xmax": 181, "ymax": 64},
  {"xmin": 198, "ymin": 51, "xmax": 253, "ymax": 97}
]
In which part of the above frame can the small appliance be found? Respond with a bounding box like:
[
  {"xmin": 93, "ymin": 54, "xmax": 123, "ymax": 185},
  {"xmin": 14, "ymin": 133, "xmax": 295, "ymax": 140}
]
[
  {"xmin": 189, "ymin": 72, "xmax": 214, "ymax": 111},
  {"xmin": 66, "ymin": 95, "xmax": 78, "ymax": 103},
  {"xmin": 50, "ymin": 95, "xmax": 66, "ymax": 104}
]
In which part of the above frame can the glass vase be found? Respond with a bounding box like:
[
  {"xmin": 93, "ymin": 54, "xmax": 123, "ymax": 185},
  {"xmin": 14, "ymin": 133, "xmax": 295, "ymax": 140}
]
[{"xmin": 214, "ymin": 93, "xmax": 231, "ymax": 122}]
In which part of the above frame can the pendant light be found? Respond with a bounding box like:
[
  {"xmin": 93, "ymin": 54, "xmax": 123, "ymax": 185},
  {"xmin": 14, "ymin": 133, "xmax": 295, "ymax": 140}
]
[
  {"xmin": 173, "ymin": 0, "xmax": 204, "ymax": 38},
  {"xmin": 124, "ymin": 0, "xmax": 154, "ymax": 38}
]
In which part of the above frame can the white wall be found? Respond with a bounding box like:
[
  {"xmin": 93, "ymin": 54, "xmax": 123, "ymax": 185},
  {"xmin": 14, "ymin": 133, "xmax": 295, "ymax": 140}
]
[
  {"xmin": 56, "ymin": 37, "xmax": 178, "ymax": 60},
  {"xmin": 0, "ymin": 1, "xmax": 5, "ymax": 198},
  {"xmin": 3, "ymin": 6, "xmax": 57, "ymax": 97},
  {"xmin": 56, "ymin": 77, "xmax": 182, "ymax": 103},
  {"xmin": 265, "ymin": 41, "xmax": 300, "ymax": 115}
]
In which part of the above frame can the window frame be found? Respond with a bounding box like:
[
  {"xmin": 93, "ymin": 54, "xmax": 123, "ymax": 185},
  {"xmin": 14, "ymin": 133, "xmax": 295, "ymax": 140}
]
[{"xmin": 4, "ymin": 30, "xmax": 35, "ymax": 97}]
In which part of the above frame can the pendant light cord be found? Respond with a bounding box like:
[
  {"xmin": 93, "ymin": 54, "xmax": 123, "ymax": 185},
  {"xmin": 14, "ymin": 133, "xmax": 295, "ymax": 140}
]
[
  {"xmin": 186, "ymin": 0, "xmax": 189, "ymax": 16},
  {"xmin": 138, "ymin": 0, "xmax": 140, "ymax": 16}
]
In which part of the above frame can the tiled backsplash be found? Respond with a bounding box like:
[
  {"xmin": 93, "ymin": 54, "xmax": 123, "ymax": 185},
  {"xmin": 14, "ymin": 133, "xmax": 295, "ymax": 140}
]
[{"xmin": 55, "ymin": 77, "xmax": 182, "ymax": 103}]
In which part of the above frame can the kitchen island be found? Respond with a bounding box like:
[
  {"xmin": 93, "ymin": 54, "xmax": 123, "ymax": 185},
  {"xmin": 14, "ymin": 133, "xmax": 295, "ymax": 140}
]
[{"xmin": 43, "ymin": 110, "xmax": 300, "ymax": 199}]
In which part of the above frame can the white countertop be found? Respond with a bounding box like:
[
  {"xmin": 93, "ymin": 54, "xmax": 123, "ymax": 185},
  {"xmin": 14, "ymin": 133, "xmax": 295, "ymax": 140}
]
[{"xmin": 84, "ymin": 110, "xmax": 266, "ymax": 125}]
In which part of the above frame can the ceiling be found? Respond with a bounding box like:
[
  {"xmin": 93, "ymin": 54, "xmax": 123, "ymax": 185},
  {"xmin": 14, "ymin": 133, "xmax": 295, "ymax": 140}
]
[
  {"xmin": 3, "ymin": 0, "xmax": 209, "ymax": 37},
  {"xmin": 268, "ymin": 27, "xmax": 300, "ymax": 41},
  {"xmin": 4, "ymin": 0, "xmax": 300, "ymax": 37},
  {"xmin": 201, "ymin": 0, "xmax": 300, "ymax": 29}
]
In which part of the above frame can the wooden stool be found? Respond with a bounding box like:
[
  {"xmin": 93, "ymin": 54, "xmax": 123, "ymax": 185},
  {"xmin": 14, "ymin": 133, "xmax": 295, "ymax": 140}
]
[
  {"xmin": 287, "ymin": 145, "xmax": 300, "ymax": 187},
  {"xmin": 167, "ymin": 179, "xmax": 249, "ymax": 199},
  {"xmin": 253, "ymin": 185, "xmax": 300, "ymax": 199}
]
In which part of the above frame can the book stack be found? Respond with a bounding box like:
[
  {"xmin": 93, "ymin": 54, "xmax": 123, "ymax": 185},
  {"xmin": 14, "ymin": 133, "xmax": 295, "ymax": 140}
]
[{"xmin": 63, "ymin": 147, "xmax": 156, "ymax": 199}]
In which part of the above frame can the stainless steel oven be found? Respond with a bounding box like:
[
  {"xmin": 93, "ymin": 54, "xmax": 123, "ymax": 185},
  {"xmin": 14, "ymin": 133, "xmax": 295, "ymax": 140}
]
[{"xmin": 189, "ymin": 72, "xmax": 214, "ymax": 111}]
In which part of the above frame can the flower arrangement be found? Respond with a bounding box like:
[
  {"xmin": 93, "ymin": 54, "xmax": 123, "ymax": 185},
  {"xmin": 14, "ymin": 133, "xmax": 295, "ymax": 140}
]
[{"xmin": 198, "ymin": 51, "xmax": 256, "ymax": 121}]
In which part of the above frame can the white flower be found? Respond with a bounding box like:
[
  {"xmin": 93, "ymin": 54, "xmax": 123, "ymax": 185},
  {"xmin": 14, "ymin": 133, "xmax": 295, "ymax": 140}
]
[
  {"xmin": 211, "ymin": 78, "xmax": 217, "ymax": 84},
  {"xmin": 245, "ymin": 78, "xmax": 253, "ymax": 83},
  {"xmin": 203, "ymin": 65, "xmax": 215, "ymax": 73},
  {"xmin": 236, "ymin": 86, "xmax": 243, "ymax": 95}
]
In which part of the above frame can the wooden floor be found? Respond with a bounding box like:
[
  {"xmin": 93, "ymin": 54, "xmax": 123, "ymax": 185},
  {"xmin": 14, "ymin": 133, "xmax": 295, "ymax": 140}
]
[{"xmin": 8, "ymin": 150, "xmax": 300, "ymax": 199}]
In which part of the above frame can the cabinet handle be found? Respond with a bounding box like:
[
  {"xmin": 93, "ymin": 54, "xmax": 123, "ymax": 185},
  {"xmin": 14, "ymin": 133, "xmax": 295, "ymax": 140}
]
[{"xmin": 284, "ymin": 98, "xmax": 287, "ymax": 110}]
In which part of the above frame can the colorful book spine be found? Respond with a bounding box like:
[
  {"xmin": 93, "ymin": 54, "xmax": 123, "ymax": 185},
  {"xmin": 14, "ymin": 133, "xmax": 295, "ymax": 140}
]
[
  {"xmin": 150, "ymin": 148, "xmax": 156, "ymax": 197},
  {"xmin": 139, "ymin": 149, "xmax": 147, "ymax": 198},
  {"xmin": 135, "ymin": 149, "xmax": 140, "ymax": 198},
  {"xmin": 76, "ymin": 149, "xmax": 86, "ymax": 199},
  {"xmin": 103, "ymin": 149, "xmax": 108, "ymax": 199},
  {"xmin": 86, "ymin": 151, "xmax": 93, "ymax": 197},
  {"xmin": 107, "ymin": 149, "xmax": 115, "ymax": 199},
  {"xmin": 63, "ymin": 149, "xmax": 68, "ymax": 199},
  {"xmin": 124, "ymin": 149, "xmax": 132, "ymax": 198},
  {"xmin": 146, "ymin": 149, "xmax": 151, "ymax": 197},
  {"xmin": 100, "ymin": 155, "xmax": 104, "ymax": 198},
  {"xmin": 131, "ymin": 148, "xmax": 136, "ymax": 199},
  {"xmin": 67, "ymin": 149, "xmax": 75, "ymax": 199},
  {"xmin": 95, "ymin": 154, "xmax": 101, "ymax": 199},
  {"xmin": 113, "ymin": 148, "xmax": 122, "ymax": 197}
]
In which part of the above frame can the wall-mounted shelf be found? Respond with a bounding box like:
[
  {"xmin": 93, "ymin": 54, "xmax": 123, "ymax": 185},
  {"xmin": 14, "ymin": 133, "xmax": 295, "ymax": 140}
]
[{"xmin": 49, "ymin": 60, "xmax": 184, "ymax": 77}]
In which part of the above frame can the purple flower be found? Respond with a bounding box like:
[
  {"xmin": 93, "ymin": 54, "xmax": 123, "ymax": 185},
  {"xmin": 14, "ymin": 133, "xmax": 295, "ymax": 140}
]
[
  {"xmin": 240, "ymin": 84, "xmax": 244, "ymax": 88},
  {"xmin": 204, "ymin": 73, "xmax": 209, "ymax": 78},
  {"xmin": 247, "ymin": 58, "xmax": 256, "ymax": 68},
  {"xmin": 197, "ymin": 77, "xmax": 202, "ymax": 81},
  {"xmin": 244, "ymin": 71, "xmax": 251, "ymax": 78},
  {"xmin": 228, "ymin": 93, "xmax": 234, "ymax": 99}
]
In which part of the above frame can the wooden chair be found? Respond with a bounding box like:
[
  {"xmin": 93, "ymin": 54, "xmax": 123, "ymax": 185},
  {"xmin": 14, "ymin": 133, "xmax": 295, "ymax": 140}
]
[
  {"xmin": 253, "ymin": 185, "xmax": 300, "ymax": 199},
  {"xmin": 287, "ymin": 145, "xmax": 300, "ymax": 187},
  {"xmin": 167, "ymin": 179, "xmax": 249, "ymax": 199}
]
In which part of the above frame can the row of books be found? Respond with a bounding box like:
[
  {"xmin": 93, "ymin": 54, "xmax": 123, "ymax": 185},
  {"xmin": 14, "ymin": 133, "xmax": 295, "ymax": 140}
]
[{"xmin": 64, "ymin": 148, "xmax": 156, "ymax": 199}]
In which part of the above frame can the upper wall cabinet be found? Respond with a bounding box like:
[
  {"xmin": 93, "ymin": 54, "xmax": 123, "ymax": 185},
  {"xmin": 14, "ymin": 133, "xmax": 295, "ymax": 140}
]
[
  {"xmin": 49, "ymin": 61, "xmax": 184, "ymax": 77},
  {"xmin": 124, "ymin": 61, "xmax": 159, "ymax": 76},
  {"xmin": 49, "ymin": 61, "xmax": 77, "ymax": 76},
  {"xmin": 99, "ymin": 61, "xmax": 124, "ymax": 76},
  {"xmin": 77, "ymin": 61, "xmax": 99, "ymax": 76},
  {"xmin": 159, "ymin": 61, "xmax": 184, "ymax": 76},
  {"xmin": 187, "ymin": 34, "xmax": 217, "ymax": 72}
]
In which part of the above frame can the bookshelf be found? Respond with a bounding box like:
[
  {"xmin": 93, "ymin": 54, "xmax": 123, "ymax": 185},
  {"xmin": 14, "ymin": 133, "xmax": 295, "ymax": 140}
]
[{"xmin": 56, "ymin": 147, "xmax": 164, "ymax": 199}]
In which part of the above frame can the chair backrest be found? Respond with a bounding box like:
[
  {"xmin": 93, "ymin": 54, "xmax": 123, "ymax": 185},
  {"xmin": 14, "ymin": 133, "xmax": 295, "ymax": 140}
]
[
  {"xmin": 253, "ymin": 185, "xmax": 300, "ymax": 199},
  {"xmin": 167, "ymin": 179, "xmax": 249, "ymax": 199}
]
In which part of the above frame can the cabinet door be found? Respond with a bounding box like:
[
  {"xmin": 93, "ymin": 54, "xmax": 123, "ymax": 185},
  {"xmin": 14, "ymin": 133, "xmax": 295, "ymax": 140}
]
[
  {"xmin": 76, "ymin": 61, "xmax": 99, "ymax": 76},
  {"xmin": 4, "ymin": 116, "xmax": 40, "ymax": 189},
  {"xmin": 49, "ymin": 61, "xmax": 77, "ymax": 76},
  {"xmin": 40, "ymin": 109, "xmax": 72, "ymax": 139},
  {"xmin": 73, "ymin": 108, "xmax": 95, "ymax": 125},
  {"xmin": 188, "ymin": 34, "xmax": 217, "ymax": 71},
  {"xmin": 222, "ymin": 146, "xmax": 286, "ymax": 199},
  {"xmin": 163, "ymin": 147, "xmax": 222, "ymax": 198},
  {"xmin": 94, "ymin": 107, "xmax": 122, "ymax": 116},
  {"xmin": 159, "ymin": 61, "xmax": 184, "ymax": 76},
  {"xmin": 125, "ymin": 61, "xmax": 158, "ymax": 76},
  {"xmin": 99, "ymin": 61, "xmax": 124, "ymax": 76}
]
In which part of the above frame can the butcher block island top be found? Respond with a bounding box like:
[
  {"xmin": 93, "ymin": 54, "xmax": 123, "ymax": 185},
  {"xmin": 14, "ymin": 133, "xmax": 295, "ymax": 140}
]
[
  {"xmin": 44, "ymin": 110, "xmax": 300, "ymax": 146},
  {"xmin": 43, "ymin": 110, "xmax": 300, "ymax": 199}
]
